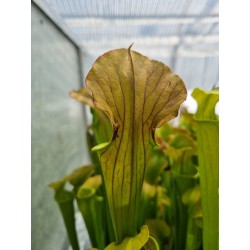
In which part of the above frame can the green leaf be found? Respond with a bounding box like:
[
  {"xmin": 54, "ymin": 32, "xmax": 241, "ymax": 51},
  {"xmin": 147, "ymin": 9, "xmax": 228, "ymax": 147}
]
[
  {"xmin": 157, "ymin": 124, "xmax": 198, "ymax": 250},
  {"xmin": 169, "ymin": 133, "xmax": 195, "ymax": 149},
  {"xmin": 49, "ymin": 165, "xmax": 95, "ymax": 250},
  {"xmin": 145, "ymin": 219, "xmax": 170, "ymax": 246},
  {"xmin": 155, "ymin": 123, "xmax": 172, "ymax": 142},
  {"xmin": 92, "ymin": 142, "xmax": 111, "ymax": 152},
  {"xmin": 70, "ymin": 88, "xmax": 113, "ymax": 141},
  {"xmin": 50, "ymin": 187, "xmax": 79, "ymax": 250},
  {"xmin": 182, "ymin": 185, "xmax": 203, "ymax": 250},
  {"xmin": 144, "ymin": 147, "xmax": 167, "ymax": 185},
  {"xmin": 185, "ymin": 215, "xmax": 202, "ymax": 250},
  {"xmin": 192, "ymin": 88, "xmax": 219, "ymax": 121},
  {"xmin": 91, "ymin": 108, "xmax": 113, "ymax": 145},
  {"xmin": 167, "ymin": 176, "xmax": 190, "ymax": 250},
  {"xmin": 192, "ymin": 88, "xmax": 219, "ymax": 250},
  {"xmin": 105, "ymin": 225, "xmax": 149, "ymax": 250},
  {"xmin": 77, "ymin": 186, "xmax": 105, "ymax": 249},
  {"xmin": 137, "ymin": 182, "xmax": 158, "ymax": 226},
  {"xmin": 85, "ymin": 48, "xmax": 187, "ymax": 241},
  {"xmin": 179, "ymin": 109, "xmax": 196, "ymax": 136},
  {"xmin": 182, "ymin": 184, "xmax": 201, "ymax": 205},
  {"xmin": 83, "ymin": 175, "xmax": 102, "ymax": 190},
  {"xmin": 66, "ymin": 165, "xmax": 95, "ymax": 188},
  {"xmin": 70, "ymin": 87, "xmax": 113, "ymax": 161},
  {"xmin": 142, "ymin": 236, "xmax": 160, "ymax": 250},
  {"xmin": 158, "ymin": 126, "xmax": 197, "ymax": 177},
  {"xmin": 49, "ymin": 165, "xmax": 95, "ymax": 191},
  {"xmin": 70, "ymin": 87, "xmax": 113, "ymax": 145}
]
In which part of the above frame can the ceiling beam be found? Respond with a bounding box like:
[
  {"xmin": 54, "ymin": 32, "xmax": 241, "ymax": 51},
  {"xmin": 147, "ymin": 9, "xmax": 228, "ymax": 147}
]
[
  {"xmin": 78, "ymin": 35, "xmax": 218, "ymax": 47},
  {"xmin": 62, "ymin": 14, "xmax": 218, "ymax": 20},
  {"xmin": 65, "ymin": 16, "xmax": 219, "ymax": 27},
  {"xmin": 85, "ymin": 47, "xmax": 218, "ymax": 58}
]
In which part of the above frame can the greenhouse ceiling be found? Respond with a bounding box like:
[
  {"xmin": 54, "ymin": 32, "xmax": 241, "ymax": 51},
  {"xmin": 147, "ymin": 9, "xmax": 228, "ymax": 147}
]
[{"xmin": 33, "ymin": 0, "xmax": 219, "ymax": 90}]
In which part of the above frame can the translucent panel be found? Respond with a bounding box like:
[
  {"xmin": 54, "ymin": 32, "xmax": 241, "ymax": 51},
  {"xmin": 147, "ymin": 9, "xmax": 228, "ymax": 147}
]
[{"xmin": 34, "ymin": 0, "xmax": 219, "ymax": 90}]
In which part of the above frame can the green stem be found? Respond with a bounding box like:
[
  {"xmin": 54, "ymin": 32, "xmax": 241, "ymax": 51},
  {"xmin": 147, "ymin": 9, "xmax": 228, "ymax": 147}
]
[
  {"xmin": 77, "ymin": 187, "xmax": 105, "ymax": 249},
  {"xmin": 191, "ymin": 87, "xmax": 219, "ymax": 250},
  {"xmin": 56, "ymin": 190, "xmax": 80, "ymax": 250},
  {"xmin": 195, "ymin": 121, "xmax": 219, "ymax": 250}
]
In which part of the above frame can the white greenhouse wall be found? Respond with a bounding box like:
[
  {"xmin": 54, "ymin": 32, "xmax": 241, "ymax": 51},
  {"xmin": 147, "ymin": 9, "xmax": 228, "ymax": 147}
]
[{"xmin": 32, "ymin": 3, "xmax": 90, "ymax": 250}]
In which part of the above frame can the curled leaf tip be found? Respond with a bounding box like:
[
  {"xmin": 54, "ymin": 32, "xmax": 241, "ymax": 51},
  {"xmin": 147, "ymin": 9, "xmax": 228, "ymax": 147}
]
[{"xmin": 128, "ymin": 43, "xmax": 134, "ymax": 50}]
